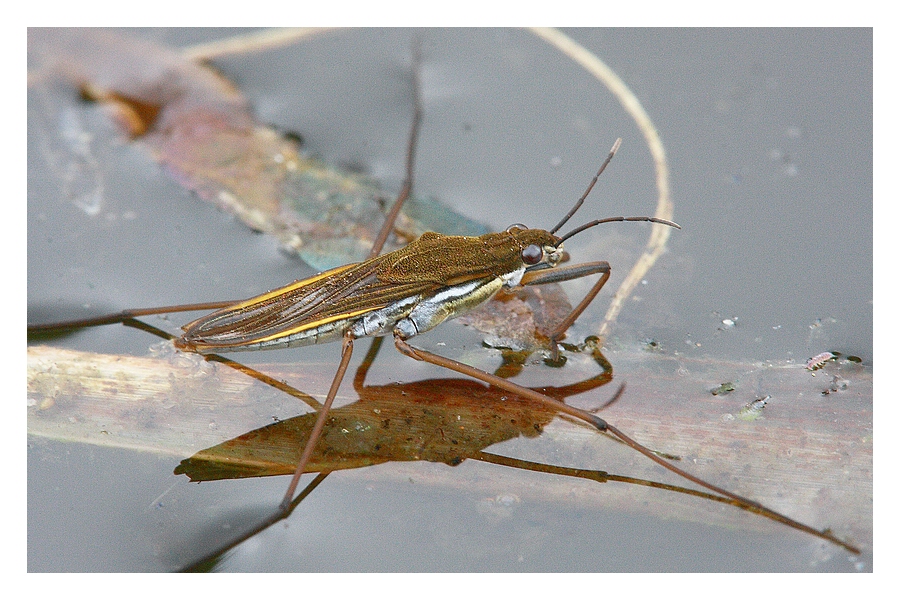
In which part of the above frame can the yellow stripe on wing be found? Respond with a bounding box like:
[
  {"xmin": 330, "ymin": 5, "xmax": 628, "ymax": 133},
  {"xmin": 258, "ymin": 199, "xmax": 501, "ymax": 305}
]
[{"xmin": 225, "ymin": 263, "xmax": 360, "ymax": 312}]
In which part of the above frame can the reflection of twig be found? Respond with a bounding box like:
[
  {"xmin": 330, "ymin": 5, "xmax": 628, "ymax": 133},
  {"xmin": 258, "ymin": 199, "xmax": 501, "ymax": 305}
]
[
  {"xmin": 528, "ymin": 28, "xmax": 674, "ymax": 341},
  {"xmin": 182, "ymin": 28, "xmax": 336, "ymax": 61}
]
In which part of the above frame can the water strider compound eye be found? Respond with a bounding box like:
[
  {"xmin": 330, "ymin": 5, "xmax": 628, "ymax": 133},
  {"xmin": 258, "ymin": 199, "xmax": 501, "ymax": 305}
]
[{"xmin": 521, "ymin": 244, "xmax": 543, "ymax": 265}]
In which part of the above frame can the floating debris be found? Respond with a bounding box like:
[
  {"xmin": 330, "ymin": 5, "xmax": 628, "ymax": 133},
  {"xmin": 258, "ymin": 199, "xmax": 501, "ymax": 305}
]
[
  {"xmin": 822, "ymin": 376, "xmax": 849, "ymax": 396},
  {"xmin": 642, "ymin": 338, "xmax": 662, "ymax": 352},
  {"xmin": 711, "ymin": 311, "xmax": 737, "ymax": 331},
  {"xmin": 807, "ymin": 352, "xmax": 838, "ymax": 371},
  {"xmin": 711, "ymin": 382, "xmax": 736, "ymax": 396},
  {"xmin": 458, "ymin": 284, "xmax": 573, "ymax": 355},
  {"xmin": 737, "ymin": 396, "xmax": 769, "ymax": 421}
]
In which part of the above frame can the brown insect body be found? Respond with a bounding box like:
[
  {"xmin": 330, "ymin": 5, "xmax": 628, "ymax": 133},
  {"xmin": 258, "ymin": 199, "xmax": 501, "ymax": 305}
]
[{"xmin": 176, "ymin": 228, "xmax": 562, "ymax": 353}]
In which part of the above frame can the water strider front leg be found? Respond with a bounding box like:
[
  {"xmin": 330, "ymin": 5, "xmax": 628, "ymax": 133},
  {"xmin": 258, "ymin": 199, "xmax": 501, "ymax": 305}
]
[{"xmin": 519, "ymin": 260, "xmax": 611, "ymax": 361}]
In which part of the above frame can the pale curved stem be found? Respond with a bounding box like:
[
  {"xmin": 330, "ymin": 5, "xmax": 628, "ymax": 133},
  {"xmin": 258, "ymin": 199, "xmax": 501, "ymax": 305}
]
[{"xmin": 529, "ymin": 28, "xmax": 675, "ymax": 341}]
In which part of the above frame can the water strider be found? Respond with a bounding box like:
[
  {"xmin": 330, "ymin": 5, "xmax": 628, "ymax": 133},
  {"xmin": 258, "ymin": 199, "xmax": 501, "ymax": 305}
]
[{"xmin": 27, "ymin": 42, "xmax": 860, "ymax": 560}]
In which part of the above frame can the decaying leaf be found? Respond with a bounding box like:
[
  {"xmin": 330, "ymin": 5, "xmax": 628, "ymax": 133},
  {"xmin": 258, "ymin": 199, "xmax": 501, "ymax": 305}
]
[{"xmin": 28, "ymin": 28, "xmax": 489, "ymax": 271}]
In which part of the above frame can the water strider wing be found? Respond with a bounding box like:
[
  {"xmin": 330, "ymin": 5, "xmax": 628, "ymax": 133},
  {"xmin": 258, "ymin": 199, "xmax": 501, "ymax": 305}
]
[
  {"xmin": 178, "ymin": 259, "xmax": 448, "ymax": 350},
  {"xmin": 178, "ymin": 231, "xmax": 542, "ymax": 351}
]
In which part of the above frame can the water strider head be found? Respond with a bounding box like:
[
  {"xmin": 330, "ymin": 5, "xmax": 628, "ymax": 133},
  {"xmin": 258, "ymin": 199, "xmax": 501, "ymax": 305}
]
[
  {"xmin": 500, "ymin": 138, "xmax": 680, "ymax": 277},
  {"xmin": 502, "ymin": 214, "xmax": 681, "ymax": 277}
]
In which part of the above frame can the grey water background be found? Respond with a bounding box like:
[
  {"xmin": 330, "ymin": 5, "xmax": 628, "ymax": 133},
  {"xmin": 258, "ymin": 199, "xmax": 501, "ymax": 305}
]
[{"xmin": 27, "ymin": 28, "xmax": 871, "ymax": 571}]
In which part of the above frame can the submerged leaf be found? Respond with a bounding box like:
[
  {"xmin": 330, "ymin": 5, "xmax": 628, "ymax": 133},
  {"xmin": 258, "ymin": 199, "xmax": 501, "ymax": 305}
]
[{"xmin": 28, "ymin": 28, "xmax": 489, "ymax": 271}]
